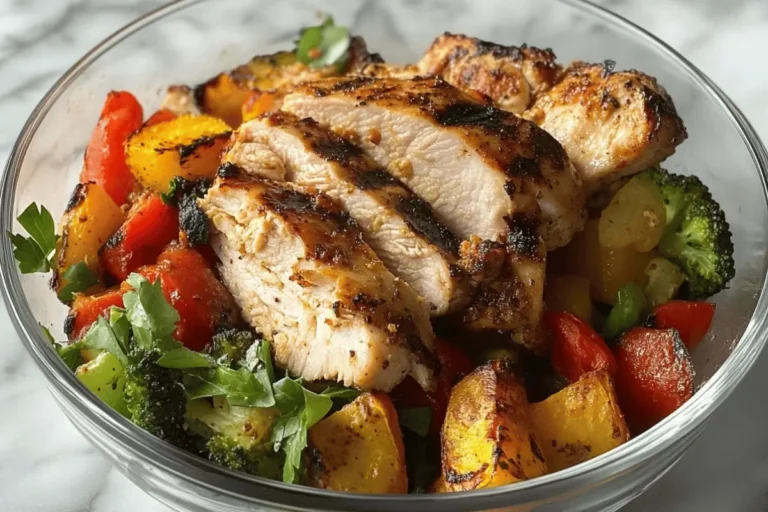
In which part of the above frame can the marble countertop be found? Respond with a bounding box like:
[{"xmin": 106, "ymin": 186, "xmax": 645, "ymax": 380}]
[{"xmin": 1, "ymin": 0, "xmax": 767, "ymax": 511}]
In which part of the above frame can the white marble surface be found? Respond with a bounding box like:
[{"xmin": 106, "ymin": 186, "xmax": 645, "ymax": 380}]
[{"xmin": 1, "ymin": 0, "xmax": 768, "ymax": 510}]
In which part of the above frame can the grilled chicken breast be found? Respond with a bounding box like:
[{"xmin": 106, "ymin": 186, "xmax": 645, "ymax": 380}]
[
  {"xmin": 282, "ymin": 77, "xmax": 580, "ymax": 340},
  {"xmin": 282, "ymin": 76, "xmax": 585, "ymax": 251},
  {"xmin": 224, "ymin": 111, "xmax": 474, "ymax": 315},
  {"xmin": 525, "ymin": 62, "xmax": 687, "ymax": 191},
  {"xmin": 418, "ymin": 33, "xmax": 562, "ymax": 114},
  {"xmin": 200, "ymin": 174, "xmax": 436, "ymax": 391}
]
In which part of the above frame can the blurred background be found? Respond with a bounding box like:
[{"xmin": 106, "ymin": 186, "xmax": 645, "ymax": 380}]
[{"xmin": 0, "ymin": 0, "xmax": 766, "ymax": 511}]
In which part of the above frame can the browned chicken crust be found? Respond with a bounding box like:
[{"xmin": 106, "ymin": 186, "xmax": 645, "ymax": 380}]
[
  {"xmin": 418, "ymin": 33, "xmax": 562, "ymax": 113},
  {"xmin": 525, "ymin": 61, "xmax": 687, "ymax": 191}
]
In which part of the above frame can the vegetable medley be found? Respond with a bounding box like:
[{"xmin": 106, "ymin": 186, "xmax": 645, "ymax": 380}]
[{"xmin": 10, "ymin": 18, "xmax": 734, "ymax": 495}]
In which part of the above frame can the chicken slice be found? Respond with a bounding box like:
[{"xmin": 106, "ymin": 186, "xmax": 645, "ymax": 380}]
[
  {"xmin": 160, "ymin": 85, "xmax": 201, "ymax": 115},
  {"xmin": 226, "ymin": 111, "xmax": 474, "ymax": 316},
  {"xmin": 200, "ymin": 174, "xmax": 436, "ymax": 391},
  {"xmin": 525, "ymin": 62, "xmax": 687, "ymax": 191},
  {"xmin": 282, "ymin": 76, "xmax": 585, "ymax": 251},
  {"xmin": 282, "ymin": 77, "xmax": 577, "ymax": 342},
  {"xmin": 418, "ymin": 33, "xmax": 562, "ymax": 114}
]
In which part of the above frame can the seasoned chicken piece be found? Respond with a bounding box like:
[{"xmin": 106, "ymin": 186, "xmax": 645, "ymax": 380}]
[
  {"xmin": 418, "ymin": 33, "xmax": 562, "ymax": 114},
  {"xmin": 200, "ymin": 174, "xmax": 436, "ymax": 391},
  {"xmin": 227, "ymin": 111, "xmax": 474, "ymax": 315},
  {"xmin": 352, "ymin": 62, "xmax": 422, "ymax": 80},
  {"xmin": 283, "ymin": 77, "xmax": 579, "ymax": 341},
  {"xmin": 282, "ymin": 76, "xmax": 585, "ymax": 251},
  {"xmin": 160, "ymin": 85, "xmax": 201, "ymax": 115},
  {"xmin": 525, "ymin": 62, "xmax": 687, "ymax": 191}
]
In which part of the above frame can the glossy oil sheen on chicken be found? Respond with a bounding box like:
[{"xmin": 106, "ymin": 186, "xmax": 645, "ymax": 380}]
[
  {"xmin": 223, "ymin": 111, "xmax": 474, "ymax": 316},
  {"xmin": 418, "ymin": 33, "xmax": 562, "ymax": 114},
  {"xmin": 199, "ymin": 173, "xmax": 437, "ymax": 391},
  {"xmin": 282, "ymin": 76, "xmax": 585, "ymax": 251},
  {"xmin": 525, "ymin": 62, "xmax": 687, "ymax": 191}
]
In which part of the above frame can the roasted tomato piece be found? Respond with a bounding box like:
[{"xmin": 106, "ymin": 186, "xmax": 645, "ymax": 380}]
[
  {"xmin": 546, "ymin": 311, "xmax": 618, "ymax": 383},
  {"xmin": 149, "ymin": 245, "xmax": 239, "ymax": 351},
  {"xmin": 652, "ymin": 300, "xmax": 715, "ymax": 349},
  {"xmin": 101, "ymin": 193, "xmax": 180, "ymax": 281},
  {"xmin": 64, "ymin": 287, "xmax": 126, "ymax": 340},
  {"xmin": 613, "ymin": 327, "xmax": 694, "ymax": 432}
]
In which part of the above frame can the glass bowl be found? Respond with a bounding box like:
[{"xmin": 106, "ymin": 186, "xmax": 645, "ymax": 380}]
[{"xmin": 2, "ymin": 0, "xmax": 767, "ymax": 510}]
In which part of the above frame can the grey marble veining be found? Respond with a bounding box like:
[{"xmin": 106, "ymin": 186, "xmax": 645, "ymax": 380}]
[{"xmin": 1, "ymin": 1, "xmax": 767, "ymax": 511}]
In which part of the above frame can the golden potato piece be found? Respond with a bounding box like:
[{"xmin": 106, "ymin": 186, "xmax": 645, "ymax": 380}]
[
  {"xmin": 545, "ymin": 274, "xmax": 592, "ymax": 321},
  {"xmin": 194, "ymin": 73, "xmax": 252, "ymax": 127},
  {"xmin": 55, "ymin": 182, "xmax": 124, "ymax": 295},
  {"xmin": 439, "ymin": 360, "xmax": 547, "ymax": 492},
  {"xmin": 306, "ymin": 392, "xmax": 407, "ymax": 494},
  {"xmin": 528, "ymin": 371, "xmax": 630, "ymax": 472},
  {"xmin": 126, "ymin": 114, "xmax": 231, "ymax": 193},
  {"xmin": 598, "ymin": 174, "xmax": 666, "ymax": 252},
  {"xmin": 548, "ymin": 219, "xmax": 653, "ymax": 304}
]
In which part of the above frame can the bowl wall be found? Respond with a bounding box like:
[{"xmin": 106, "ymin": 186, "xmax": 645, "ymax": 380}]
[{"xmin": 4, "ymin": 0, "xmax": 768, "ymax": 511}]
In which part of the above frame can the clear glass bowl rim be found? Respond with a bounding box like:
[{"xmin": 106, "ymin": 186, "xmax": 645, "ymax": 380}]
[{"xmin": 2, "ymin": 0, "xmax": 768, "ymax": 510}]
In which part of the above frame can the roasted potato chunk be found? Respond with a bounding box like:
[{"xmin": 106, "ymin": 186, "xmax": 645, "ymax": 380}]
[
  {"xmin": 306, "ymin": 392, "xmax": 407, "ymax": 494},
  {"xmin": 194, "ymin": 73, "xmax": 252, "ymax": 127},
  {"xmin": 126, "ymin": 114, "xmax": 231, "ymax": 193},
  {"xmin": 544, "ymin": 274, "xmax": 592, "ymax": 321},
  {"xmin": 598, "ymin": 174, "xmax": 666, "ymax": 252},
  {"xmin": 549, "ymin": 219, "xmax": 653, "ymax": 304},
  {"xmin": 438, "ymin": 360, "xmax": 547, "ymax": 492},
  {"xmin": 55, "ymin": 182, "xmax": 125, "ymax": 295},
  {"xmin": 528, "ymin": 371, "xmax": 630, "ymax": 472}
]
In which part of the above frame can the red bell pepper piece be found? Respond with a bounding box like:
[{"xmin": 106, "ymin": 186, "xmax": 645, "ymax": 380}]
[
  {"xmin": 613, "ymin": 327, "xmax": 694, "ymax": 432},
  {"xmin": 546, "ymin": 310, "xmax": 618, "ymax": 383},
  {"xmin": 150, "ymin": 246, "xmax": 239, "ymax": 351},
  {"xmin": 65, "ymin": 287, "xmax": 126, "ymax": 340},
  {"xmin": 101, "ymin": 193, "xmax": 180, "ymax": 282},
  {"xmin": 80, "ymin": 91, "xmax": 143, "ymax": 205},
  {"xmin": 144, "ymin": 109, "xmax": 177, "ymax": 127},
  {"xmin": 390, "ymin": 337, "xmax": 474, "ymax": 435},
  {"xmin": 652, "ymin": 301, "xmax": 715, "ymax": 350}
]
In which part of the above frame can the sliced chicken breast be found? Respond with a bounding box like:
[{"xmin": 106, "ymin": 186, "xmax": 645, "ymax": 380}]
[
  {"xmin": 418, "ymin": 33, "xmax": 562, "ymax": 114},
  {"xmin": 226, "ymin": 111, "xmax": 473, "ymax": 316},
  {"xmin": 282, "ymin": 76, "xmax": 585, "ymax": 251},
  {"xmin": 161, "ymin": 85, "xmax": 201, "ymax": 115},
  {"xmin": 200, "ymin": 173, "xmax": 436, "ymax": 391},
  {"xmin": 282, "ymin": 77, "xmax": 574, "ymax": 341},
  {"xmin": 525, "ymin": 62, "xmax": 687, "ymax": 191}
]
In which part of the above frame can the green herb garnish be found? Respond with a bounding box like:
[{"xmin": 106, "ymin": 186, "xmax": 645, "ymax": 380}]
[
  {"xmin": 296, "ymin": 17, "xmax": 351, "ymax": 70},
  {"xmin": 8, "ymin": 203, "xmax": 58, "ymax": 274}
]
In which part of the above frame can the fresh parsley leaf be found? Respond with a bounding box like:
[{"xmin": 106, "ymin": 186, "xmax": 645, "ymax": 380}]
[
  {"xmin": 281, "ymin": 427, "xmax": 307, "ymax": 484},
  {"xmin": 8, "ymin": 203, "xmax": 58, "ymax": 274},
  {"xmin": 124, "ymin": 274, "xmax": 179, "ymax": 338},
  {"xmin": 18, "ymin": 202, "xmax": 57, "ymax": 252},
  {"xmin": 57, "ymin": 262, "xmax": 100, "ymax": 302},
  {"xmin": 9, "ymin": 232, "xmax": 48, "ymax": 273},
  {"xmin": 83, "ymin": 316, "xmax": 128, "ymax": 367},
  {"xmin": 296, "ymin": 17, "xmax": 351, "ymax": 69},
  {"xmin": 320, "ymin": 385, "xmax": 359, "ymax": 400},
  {"xmin": 271, "ymin": 376, "xmax": 335, "ymax": 483},
  {"xmin": 243, "ymin": 338, "xmax": 274, "ymax": 381},
  {"xmin": 184, "ymin": 366, "xmax": 275, "ymax": 407},
  {"xmin": 55, "ymin": 340, "xmax": 86, "ymax": 371},
  {"xmin": 39, "ymin": 323, "xmax": 55, "ymax": 344},
  {"xmin": 109, "ymin": 307, "xmax": 131, "ymax": 350},
  {"xmin": 156, "ymin": 347, "xmax": 216, "ymax": 369},
  {"xmin": 398, "ymin": 407, "xmax": 432, "ymax": 438}
]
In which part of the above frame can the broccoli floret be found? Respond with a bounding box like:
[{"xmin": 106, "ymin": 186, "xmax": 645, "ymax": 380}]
[
  {"xmin": 207, "ymin": 328, "xmax": 257, "ymax": 365},
  {"xmin": 124, "ymin": 348, "xmax": 200, "ymax": 451},
  {"xmin": 643, "ymin": 167, "xmax": 735, "ymax": 299},
  {"xmin": 186, "ymin": 396, "xmax": 282, "ymax": 479},
  {"xmin": 162, "ymin": 177, "xmax": 212, "ymax": 247}
]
